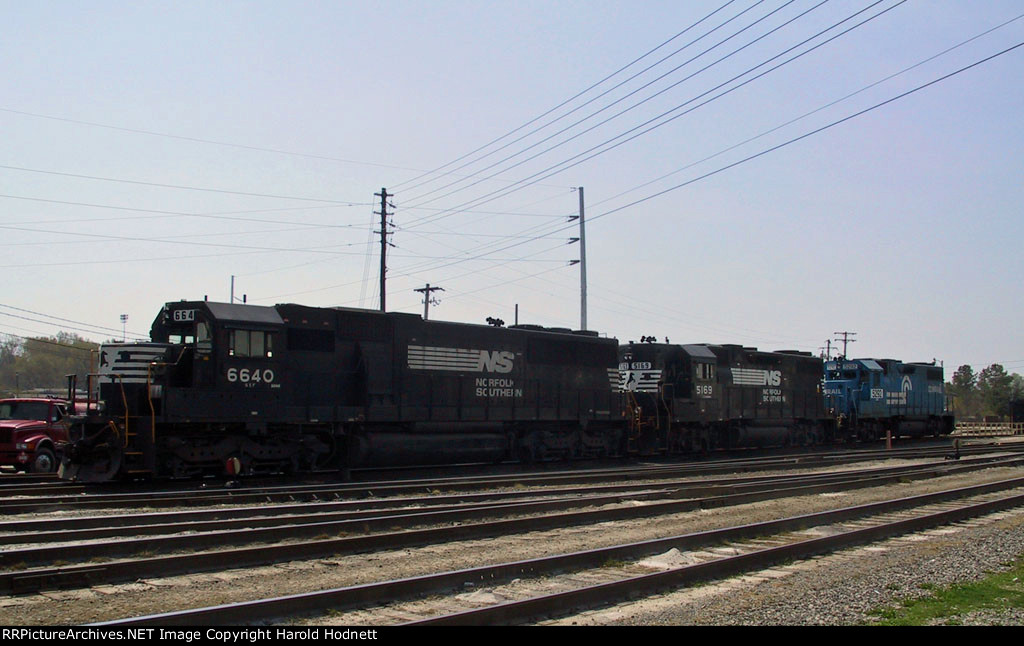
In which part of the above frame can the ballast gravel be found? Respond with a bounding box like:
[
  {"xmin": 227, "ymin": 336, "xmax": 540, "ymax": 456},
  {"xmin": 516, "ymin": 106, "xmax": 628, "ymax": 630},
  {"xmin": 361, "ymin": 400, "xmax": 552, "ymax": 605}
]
[
  {"xmin": 549, "ymin": 503, "xmax": 1024, "ymax": 626},
  {"xmin": 1, "ymin": 459, "xmax": 1023, "ymax": 625}
]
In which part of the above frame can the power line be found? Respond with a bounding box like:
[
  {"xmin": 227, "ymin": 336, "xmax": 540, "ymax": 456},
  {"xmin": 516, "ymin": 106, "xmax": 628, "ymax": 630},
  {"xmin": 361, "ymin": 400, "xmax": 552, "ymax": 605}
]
[
  {"xmin": 340, "ymin": 2, "xmax": 906, "ymax": 291},
  {"xmin": 0, "ymin": 330, "xmax": 98, "ymax": 354},
  {"xmin": 0, "ymin": 164, "xmax": 360, "ymax": 204},
  {"xmin": 0, "ymin": 193, "xmax": 370, "ymax": 227},
  {"xmin": 0, "ymin": 107, "xmax": 572, "ymax": 190},
  {"xmin": 0, "ymin": 303, "xmax": 143, "ymax": 336},
  {"xmin": 362, "ymin": 32, "xmax": 1023, "ymax": 321},
  {"xmin": 0, "ymin": 311, "xmax": 141, "ymax": 340},
  {"xmin": 388, "ymin": 0, "xmax": 743, "ymax": 193},
  {"xmin": 399, "ymin": 0, "xmax": 900, "ymax": 231},
  {"xmin": 585, "ymin": 10, "xmax": 1024, "ymax": 211},
  {"xmin": 585, "ymin": 39, "xmax": 1024, "ymax": 226},
  {"xmin": 0, "ymin": 107, "xmax": 449, "ymax": 174},
  {"xmin": 400, "ymin": 0, "xmax": 806, "ymax": 208}
]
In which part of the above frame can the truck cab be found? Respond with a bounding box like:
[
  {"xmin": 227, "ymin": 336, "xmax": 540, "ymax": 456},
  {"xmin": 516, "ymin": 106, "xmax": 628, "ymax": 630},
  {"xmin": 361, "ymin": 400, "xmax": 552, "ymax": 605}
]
[{"xmin": 0, "ymin": 397, "xmax": 70, "ymax": 472}]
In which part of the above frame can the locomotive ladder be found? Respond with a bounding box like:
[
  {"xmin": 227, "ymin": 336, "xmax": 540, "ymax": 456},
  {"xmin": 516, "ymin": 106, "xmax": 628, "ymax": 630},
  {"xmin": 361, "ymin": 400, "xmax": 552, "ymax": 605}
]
[
  {"xmin": 625, "ymin": 390, "xmax": 646, "ymax": 453},
  {"xmin": 110, "ymin": 374, "xmax": 150, "ymax": 476}
]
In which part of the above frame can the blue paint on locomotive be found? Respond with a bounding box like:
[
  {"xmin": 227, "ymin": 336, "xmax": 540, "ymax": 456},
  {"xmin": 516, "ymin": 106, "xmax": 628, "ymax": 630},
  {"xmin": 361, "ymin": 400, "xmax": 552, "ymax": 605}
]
[{"xmin": 823, "ymin": 358, "xmax": 947, "ymax": 421}]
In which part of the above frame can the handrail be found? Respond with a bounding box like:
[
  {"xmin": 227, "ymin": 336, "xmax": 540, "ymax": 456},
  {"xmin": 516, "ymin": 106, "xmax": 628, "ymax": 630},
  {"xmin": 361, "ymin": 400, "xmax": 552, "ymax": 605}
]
[{"xmin": 954, "ymin": 421, "xmax": 1024, "ymax": 436}]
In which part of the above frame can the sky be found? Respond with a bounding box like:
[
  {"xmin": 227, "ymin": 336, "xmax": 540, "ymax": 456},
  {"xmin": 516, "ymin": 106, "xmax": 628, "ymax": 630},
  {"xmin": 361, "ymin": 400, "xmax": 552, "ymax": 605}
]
[{"xmin": 1, "ymin": 0, "xmax": 1022, "ymax": 377}]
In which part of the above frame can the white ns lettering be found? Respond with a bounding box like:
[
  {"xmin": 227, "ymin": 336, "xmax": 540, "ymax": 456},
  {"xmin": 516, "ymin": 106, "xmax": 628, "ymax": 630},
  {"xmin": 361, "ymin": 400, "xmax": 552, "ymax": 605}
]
[{"xmin": 478, "ymin": 350, "xmax": 514, "ymax": 374}]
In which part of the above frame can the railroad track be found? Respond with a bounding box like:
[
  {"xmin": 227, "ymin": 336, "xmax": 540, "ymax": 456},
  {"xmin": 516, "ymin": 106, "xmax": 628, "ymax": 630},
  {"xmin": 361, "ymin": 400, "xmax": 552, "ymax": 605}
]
[
  {"xmin": 101, "ymin": 476, "xmax": 1024, "ymax": 626},
  {"xmin": 0, "ymin": 441, "xmax": 1013, "ymax": 514},
  {"xmin": 2, "ymin": 453, "xmax": 1021, "ymax": 596}
]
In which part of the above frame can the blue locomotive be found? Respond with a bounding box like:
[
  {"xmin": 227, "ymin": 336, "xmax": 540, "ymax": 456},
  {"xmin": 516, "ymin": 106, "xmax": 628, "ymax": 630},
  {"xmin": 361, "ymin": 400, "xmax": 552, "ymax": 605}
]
[{"xmin": 822, "ymin": 358, "xmax": 954, "ymax": 440}]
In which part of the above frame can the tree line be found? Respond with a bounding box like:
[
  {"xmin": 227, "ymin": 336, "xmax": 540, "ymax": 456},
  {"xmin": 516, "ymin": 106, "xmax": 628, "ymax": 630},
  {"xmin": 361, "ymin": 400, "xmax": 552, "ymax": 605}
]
[
  {"xmin": 0, "ymin": 333, "xmax": 100, "ymax": 397},
  {"xmin": 945, "ymin": 364, "xmax": 1024, "ymax": 421}
]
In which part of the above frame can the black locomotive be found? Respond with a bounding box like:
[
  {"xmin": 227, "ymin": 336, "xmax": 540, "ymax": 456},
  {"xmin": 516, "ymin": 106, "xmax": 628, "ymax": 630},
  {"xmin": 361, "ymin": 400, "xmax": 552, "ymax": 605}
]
[
  {"xmin": 618, "ymin": 342, "xmax": 830, "ymax": 455},
  {"xmin": 61, "ymin": 300, "xmax": 623, "ymax": 481},
  {"xmin": 60, "ymin": 299, "xmax": 950, "ymax": 482}
]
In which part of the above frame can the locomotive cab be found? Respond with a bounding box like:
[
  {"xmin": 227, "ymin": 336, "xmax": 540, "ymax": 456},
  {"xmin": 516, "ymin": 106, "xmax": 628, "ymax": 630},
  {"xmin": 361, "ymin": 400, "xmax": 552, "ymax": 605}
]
[
  {"xmin": 62, "ymin": 301, "xmax": 306, "ymax": 481},
  {"xmin": 618, "ymin": 343, "xmax": 721, "ymax": 454}
]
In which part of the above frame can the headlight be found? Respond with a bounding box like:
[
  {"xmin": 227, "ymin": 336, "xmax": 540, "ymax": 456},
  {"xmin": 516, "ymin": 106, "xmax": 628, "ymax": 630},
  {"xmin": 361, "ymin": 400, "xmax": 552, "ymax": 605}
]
[{"xmin": 15, "ymin": 443, "xmax": 29, "ymax": 450}]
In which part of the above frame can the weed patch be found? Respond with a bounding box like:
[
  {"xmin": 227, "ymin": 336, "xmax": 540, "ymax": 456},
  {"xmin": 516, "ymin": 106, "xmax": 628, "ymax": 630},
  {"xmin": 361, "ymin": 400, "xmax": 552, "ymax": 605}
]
[{"xmin": 868, "ymin": 556, "xmax": 1024, "ymax": 625}]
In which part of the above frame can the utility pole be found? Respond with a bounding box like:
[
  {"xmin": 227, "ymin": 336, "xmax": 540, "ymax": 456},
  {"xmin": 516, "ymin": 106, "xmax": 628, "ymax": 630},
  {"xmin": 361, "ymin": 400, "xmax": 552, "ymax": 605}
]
[
  {"xmin": 414, "ymin": 283, "xmax": 444, "ymax": 320},
  {"xmin": 375, "ymin": 188, "xmax": 392, "ymax": 312},
  {"xmin": 834, "ymin": 331, "xmax": 857, "ymax": 358},
  {"xmin": 578, "ymin": 186, "xmax": 587, "ymax": 331},
  {"xmin": 230, "ymin": 277, "xmax": 246, "ymax": 303},
  {"xmin": 819, "ymin": 339, "xmax": 834, "ymax": 360}
]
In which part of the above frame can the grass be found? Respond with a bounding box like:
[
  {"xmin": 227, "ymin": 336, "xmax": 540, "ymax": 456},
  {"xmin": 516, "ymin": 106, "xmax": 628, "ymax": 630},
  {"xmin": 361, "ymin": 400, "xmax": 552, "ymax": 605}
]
[
  {"xmin": 601, "ymin": 558, "xmax": 627, "ymax": 569},
  {"xmin": 868, "ymin": 556, "xmax": 1024, "ymax": 625}
]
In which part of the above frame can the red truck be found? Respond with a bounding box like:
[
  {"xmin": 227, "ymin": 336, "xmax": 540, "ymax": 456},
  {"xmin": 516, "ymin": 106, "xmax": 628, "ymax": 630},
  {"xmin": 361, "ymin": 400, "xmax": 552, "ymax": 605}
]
[{"xmin": 0, "ymin": 397, "xmax": 71, "ymax": 473}]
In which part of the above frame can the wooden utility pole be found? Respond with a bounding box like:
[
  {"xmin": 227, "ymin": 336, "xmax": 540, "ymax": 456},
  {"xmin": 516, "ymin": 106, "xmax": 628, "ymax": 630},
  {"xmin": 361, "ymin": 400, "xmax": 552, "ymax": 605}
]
[
  {"xmin": 375, "ymin": 188, "xmax": 392, "ymax": 312},
  {"xmin": 414, "ymin": 283, "xmax": 444, "ymax": 320},
  {"xmin": 820, "ymin": 339, "xmax": 834, "ymax": 360},
  {"xmin": 834, "ymin": 331, "xmax": 857, "ymax": 358}
]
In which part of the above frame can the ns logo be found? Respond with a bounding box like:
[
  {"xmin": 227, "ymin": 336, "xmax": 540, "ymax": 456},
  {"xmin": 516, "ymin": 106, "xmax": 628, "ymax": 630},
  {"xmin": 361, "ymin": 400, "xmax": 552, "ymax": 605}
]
[
  {"xmin": 766, "ymin": 370, "xmax": 782, "ymax": 387},
  {"xmin": 478, "ymin": 350, "xmax": 514, "ymax": 374}
]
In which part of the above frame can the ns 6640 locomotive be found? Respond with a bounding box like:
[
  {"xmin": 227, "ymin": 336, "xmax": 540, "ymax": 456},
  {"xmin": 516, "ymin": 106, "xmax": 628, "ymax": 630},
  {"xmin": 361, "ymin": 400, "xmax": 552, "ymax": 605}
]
[{"xmin": 60, "ymin": 300, "xmax": 624, "ymax": 481}]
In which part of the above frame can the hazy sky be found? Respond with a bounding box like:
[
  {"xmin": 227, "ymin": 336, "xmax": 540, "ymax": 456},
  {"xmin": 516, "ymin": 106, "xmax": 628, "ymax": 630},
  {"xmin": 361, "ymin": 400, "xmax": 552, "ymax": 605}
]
[{"xmin": 1, "ymin": 0, "xmax": 1022, "ymax": 376}]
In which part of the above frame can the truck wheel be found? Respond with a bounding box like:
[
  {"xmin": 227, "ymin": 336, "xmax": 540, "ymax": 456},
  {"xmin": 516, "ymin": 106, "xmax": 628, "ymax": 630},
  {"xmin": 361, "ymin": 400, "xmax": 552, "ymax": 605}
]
[{"xmin": 31, "ymin": 448, "xmax": 56, "ymax": 473}]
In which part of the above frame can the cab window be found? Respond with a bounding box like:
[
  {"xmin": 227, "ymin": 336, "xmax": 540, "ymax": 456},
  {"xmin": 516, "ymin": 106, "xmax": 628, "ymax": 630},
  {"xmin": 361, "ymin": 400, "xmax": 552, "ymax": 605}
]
[
  {"xmin": 695, "ymin": 363, "xmax": 715, "ymax": 380},
  {"xmin": 229, "ymin": 330, "xmax": 274, "ymax": 358}
]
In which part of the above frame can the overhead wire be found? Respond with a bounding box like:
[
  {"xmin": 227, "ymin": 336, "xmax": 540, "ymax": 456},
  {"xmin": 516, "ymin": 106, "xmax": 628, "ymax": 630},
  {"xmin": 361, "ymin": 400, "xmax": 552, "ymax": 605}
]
[
  {"xmin": 0, "ymin": 164, "xmax": 361, "ymax": 204},
  {"xmin": 388, "ymin": 0, "xmax": 744, "ymax": 193},
  {"xmin": 399, "ymin": 0, "xmax": 804, "ymax": 208},
  {"xmin": 375, "ymin": 29, "xmax": 1023, "ymax": 339},
  {"xmin": 0, "ymin": 107, "xmax": 572, "ymax": 190},
  {"xmin": 400, "ymin": 0, "xmax": 901, "ymax": 231}
]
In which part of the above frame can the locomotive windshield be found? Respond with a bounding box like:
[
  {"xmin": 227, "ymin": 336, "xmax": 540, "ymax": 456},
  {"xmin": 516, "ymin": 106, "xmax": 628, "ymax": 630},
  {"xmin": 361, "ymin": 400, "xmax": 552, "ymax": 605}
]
[{"xmin": 167, "ymin": 321, "xmax": 210, "ymax": 346}]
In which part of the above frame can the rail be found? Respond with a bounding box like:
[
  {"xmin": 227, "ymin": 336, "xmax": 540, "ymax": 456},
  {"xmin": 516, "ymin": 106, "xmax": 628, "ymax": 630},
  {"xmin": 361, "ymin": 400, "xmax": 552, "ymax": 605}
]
[{"xmin": 954, "ymin": 421, "xmax": 1024, "ymax": 436}]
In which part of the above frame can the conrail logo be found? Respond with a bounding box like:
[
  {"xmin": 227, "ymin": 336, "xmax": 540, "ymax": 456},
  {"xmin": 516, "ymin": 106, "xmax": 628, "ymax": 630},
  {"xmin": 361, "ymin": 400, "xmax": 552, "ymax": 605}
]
[{"xmin": 407, "ymin": 345, "xmax": 515, "ymax": 374}]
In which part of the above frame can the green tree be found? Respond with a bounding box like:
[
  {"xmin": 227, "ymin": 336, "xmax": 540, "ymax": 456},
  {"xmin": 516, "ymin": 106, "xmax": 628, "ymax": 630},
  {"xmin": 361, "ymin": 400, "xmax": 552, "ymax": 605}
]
[
  {"xmin": 977, "ymin": 363, "xmax": 1013, "ymax": 419},
  {"xmin": 947, "ymin": 364, "xmax": 979, "ymax": 419},
  {"xmin": 0, "ymin": 333, "xmax": 98, "ymax": 396},
  {"xmin": 1011, "ymin": 374, "xmax": 1024, "ymax": 402}
]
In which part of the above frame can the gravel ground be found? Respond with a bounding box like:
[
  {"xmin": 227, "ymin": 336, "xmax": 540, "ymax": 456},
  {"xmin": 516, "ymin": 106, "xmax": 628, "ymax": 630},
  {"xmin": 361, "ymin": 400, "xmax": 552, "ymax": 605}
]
[
  {"xmin": 548, "ymin": 504, "xmax": 1024, "ymax": 625},
  {"xmin": 0, "ymin": 459, "xmax": 1022, "ymax": 625}
]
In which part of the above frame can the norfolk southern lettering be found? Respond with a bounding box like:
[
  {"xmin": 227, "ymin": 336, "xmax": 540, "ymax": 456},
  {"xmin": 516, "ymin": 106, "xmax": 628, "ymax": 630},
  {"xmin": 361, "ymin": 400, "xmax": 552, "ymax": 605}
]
[{"xmin": 407, "ymin": 345, "xmax": 515, "ymax": 373}]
